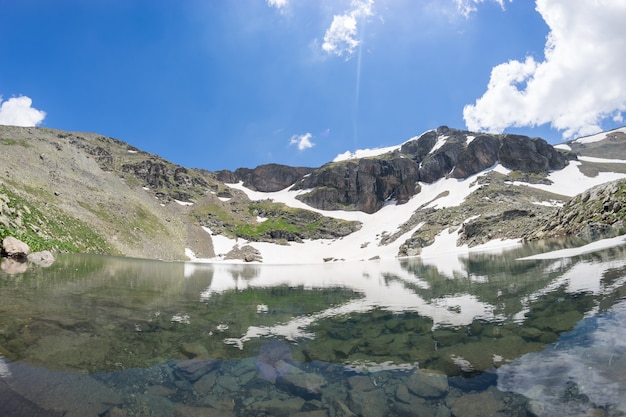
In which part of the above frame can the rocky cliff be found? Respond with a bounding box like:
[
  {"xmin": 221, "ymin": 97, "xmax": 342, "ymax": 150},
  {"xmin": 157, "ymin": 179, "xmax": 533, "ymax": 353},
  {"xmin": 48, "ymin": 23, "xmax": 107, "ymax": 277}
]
[
  {"xmin": 290, "ymin": 127, "xmax": 572, "ymax": 214},
  {"xmin": 215, "ymin": 164, "xmax": 314, "ymax": 192}
]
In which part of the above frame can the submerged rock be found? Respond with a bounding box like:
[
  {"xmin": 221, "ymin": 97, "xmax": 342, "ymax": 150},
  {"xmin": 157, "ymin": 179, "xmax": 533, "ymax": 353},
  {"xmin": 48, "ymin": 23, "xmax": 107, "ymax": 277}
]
[
  {"xmin": 406, "ymin": 369, "xmax": 449, "ymax": 399},
  {"xmin": 2, "ymin": 361, "xmax": 121, "ymax": 417},
  {"xmin": 174, "ymin": 358, "xmax": 220, "ymax": 382},
  {"xmin": 256, "ymin": 341, "xmax": 294, "ymax": 383}
]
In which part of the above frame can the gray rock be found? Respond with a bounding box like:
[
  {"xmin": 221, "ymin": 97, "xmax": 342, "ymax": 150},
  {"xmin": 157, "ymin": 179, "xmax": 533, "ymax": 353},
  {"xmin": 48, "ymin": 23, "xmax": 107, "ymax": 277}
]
[
  {"xmin": 174, "ymin": 358, "xmax": 220, "ymax": 382},
  {"xmin": 348, "ymin": 387, "xmax": 389, "ymax": 417},
  {"xmin": 406, "ymin": 369, "xmax": 449, "ymax": 399},
  {"xmin": 277, "ymin": 366, "xmax": 327, "ymax": 400},
  {"xmin": 247, "ymin": 397, "xmax": 306, "ymax": 417},
  {"xmin": 3, "ymin": 361, "xmax": 122, "ymax": 417},
  {"xmin": 448, "ymin": 387, "xmax": 506, "ymax": 417},
  {"xmin": 2, "ymin": 236, "xmax": 30, "ymax": 258},
  {"xmin": 27, "ymin": 250, "xmax": 55, "ymax": 267}
]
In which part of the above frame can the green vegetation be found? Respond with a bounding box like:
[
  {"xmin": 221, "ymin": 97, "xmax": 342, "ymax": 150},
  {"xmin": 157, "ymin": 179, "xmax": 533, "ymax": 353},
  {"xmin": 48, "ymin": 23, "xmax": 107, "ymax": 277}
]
[
  {"xmin": 506, "ymin": 170, "xmax": 550, "ymax": 183},
  {"xmin": 0, "ymin": 137, "xmax": 30, "ymax": 147},
  {"xmin": 234, "ymin": 201, "xmax": 358, "ymax": 241},
  {"xmin": 0, "ymin": 184, "xmax": 111, "ymax": 253}
]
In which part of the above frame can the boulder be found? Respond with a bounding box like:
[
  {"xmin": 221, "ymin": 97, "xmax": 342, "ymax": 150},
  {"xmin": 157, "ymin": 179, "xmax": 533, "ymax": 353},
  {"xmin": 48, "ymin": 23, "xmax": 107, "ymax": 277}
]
[
  {"xmin": 27, "ymin": 250, "xmax": 55, "ymax": 267},
  {"xmin": 2, "ymin": 236, "xmax": 30, "ymax": 259}
]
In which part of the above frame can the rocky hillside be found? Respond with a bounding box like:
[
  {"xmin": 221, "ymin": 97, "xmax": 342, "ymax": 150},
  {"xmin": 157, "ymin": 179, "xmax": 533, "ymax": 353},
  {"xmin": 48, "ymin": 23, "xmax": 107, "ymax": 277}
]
[
  {"xmin": 0, "ymin": 126, "xmax": 357, "ymax": 261},
  {"xmin": 524, "ymin": 178, "xmax": 626, "ymax": 241},
  {"xmin": 1, "ymin": 124, "xmax": 625, "ymax": 263}
]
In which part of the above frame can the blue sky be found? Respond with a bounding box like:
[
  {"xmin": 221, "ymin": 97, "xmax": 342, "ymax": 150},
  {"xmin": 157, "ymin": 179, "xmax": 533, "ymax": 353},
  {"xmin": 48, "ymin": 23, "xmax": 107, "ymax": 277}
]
[{"xmin": 1, "ymin": 0, "xmax": 625, "ymax": 170}]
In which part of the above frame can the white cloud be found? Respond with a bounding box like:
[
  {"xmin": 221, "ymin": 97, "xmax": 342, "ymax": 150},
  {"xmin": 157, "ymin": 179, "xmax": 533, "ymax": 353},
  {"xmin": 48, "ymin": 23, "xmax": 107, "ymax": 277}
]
[
  {"xmin": 289, "ymin": 132, "xmax": 315, "ymax": 151},
  {"xmin": 464, "ymin": 0, "xmax": 626, "ymax": 139},
  {"xmin": 454, "ymin": 0, "xmax": 510, "ymax": 17},
  {"xmin": 322, "ymin": 0, "xmax": 374, "ymax": 58},
  {"xmin": 267, "ymin": 0, "xmax": 288, "ymax": 11},
  {"xmin": 0, "ymin": 95, "xmax": 46, "ymax": 127}
]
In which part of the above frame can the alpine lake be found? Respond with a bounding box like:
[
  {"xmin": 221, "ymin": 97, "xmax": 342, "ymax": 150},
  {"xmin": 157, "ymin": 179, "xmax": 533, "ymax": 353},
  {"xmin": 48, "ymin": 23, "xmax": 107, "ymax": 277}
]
[{"xmin": 2, "ymin": 238, "xmax": 626, "ymax": 417}]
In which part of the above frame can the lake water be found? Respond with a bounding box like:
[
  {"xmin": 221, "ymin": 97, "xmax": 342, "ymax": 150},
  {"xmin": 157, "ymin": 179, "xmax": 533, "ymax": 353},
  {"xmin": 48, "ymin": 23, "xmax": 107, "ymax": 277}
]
[{"xmin": 1, "ymin": 241, "xmax": 626, "ymax": 417}]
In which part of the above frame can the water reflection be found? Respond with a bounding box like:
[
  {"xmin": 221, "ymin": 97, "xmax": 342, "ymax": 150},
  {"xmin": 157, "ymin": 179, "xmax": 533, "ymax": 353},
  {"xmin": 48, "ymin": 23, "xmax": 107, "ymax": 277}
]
[{"xmin": 0, "ymin": 242, "xmax": 625, "ymax": 416}]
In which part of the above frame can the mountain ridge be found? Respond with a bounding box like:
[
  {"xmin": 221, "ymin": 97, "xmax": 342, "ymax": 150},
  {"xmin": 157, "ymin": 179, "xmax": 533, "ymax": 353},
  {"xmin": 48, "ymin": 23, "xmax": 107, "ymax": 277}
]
[{"xmin": 1, "ymin": 124, "xmax": 626, "ymax": 264}]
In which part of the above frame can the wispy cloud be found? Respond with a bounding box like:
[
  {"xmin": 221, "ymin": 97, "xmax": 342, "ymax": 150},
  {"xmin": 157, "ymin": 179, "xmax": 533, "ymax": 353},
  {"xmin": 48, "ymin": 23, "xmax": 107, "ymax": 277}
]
[
  {"xmin": 454, "ymin": 0, "xmax": 511, "ymax": 17},
  {"xmin": 266, "ymin": 0, "xmax": 288, "ymax": 11},
  {"xmin": 322, "ymin": 0, "xmax": 374, "ymax": 58},
  {"xmin": 464, "ymin": 0, "xmax": 626, "ymax": 139},
  {"xmin": 289, "ymin": 132, "xmax": 315, "ymax": 151},
  {"xmin": 0, "ymin": 95, "xmax": 46, "ymax": 127}
]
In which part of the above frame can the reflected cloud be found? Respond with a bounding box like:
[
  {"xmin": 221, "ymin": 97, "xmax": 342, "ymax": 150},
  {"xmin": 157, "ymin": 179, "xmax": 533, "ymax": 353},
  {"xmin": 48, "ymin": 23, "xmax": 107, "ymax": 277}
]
[{"xmin": 498, "ymin": 299, "xmax": 626, "ymax": 415}]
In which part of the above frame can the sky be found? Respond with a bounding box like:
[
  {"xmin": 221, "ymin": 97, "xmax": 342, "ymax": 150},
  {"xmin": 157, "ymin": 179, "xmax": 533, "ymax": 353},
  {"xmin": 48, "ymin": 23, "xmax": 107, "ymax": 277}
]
[{"xmin": 1, "ymin": 0, "xmax": 625, "ymax": 171}]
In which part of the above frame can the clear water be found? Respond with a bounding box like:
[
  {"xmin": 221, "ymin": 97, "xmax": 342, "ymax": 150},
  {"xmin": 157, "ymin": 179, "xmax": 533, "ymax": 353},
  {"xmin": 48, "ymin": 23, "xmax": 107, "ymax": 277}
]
[{"xmin": 1, "ymin": 242, "xmax": 626, "ymax": 417}]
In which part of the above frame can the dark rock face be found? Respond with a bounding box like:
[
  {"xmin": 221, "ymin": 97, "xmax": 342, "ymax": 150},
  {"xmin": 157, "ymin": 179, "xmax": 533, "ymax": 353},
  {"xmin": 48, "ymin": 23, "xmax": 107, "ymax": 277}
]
[
  {"xmin": 419, "ymin": 140, "xmax": 465, "ymax": 183},
  {"xmin": 498, "ymin": 135, "xmax": 568, "ymax": 172},
  {"xmin": 215, "ymin": 164, "xmax": 315, "ymax": 192},
  {"xmin": 292, "ymin": 157, "xmax": 421, "ymax": 214},
  {"xmin": 451, "ymin": 135, "xmax": 500, "ymax": 179},
  {"xmin": 290, "ymin": 127, "xmax": 570, "ymax": 214}
]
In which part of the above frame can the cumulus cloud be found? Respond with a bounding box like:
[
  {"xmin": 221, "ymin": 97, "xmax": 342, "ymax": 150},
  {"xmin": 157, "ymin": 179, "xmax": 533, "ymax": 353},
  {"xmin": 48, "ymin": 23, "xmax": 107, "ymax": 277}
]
[
  {"xmin": 454, "ymin": 0, "xmax": 511, "ymax": 17},
  {"xmin": 289, "ymin": 132, "xmax": 314, "ymax": 150},
  {"xmin": 0, "ymin": 95, "xmax": 46, "ymax": 127},
  {"xmin": 464, "ymin": 0, "xmax": 626, "ymax": 139},
  {"xmin": 322, "ymin": 0, "xmax": 374, "ymax": 58}
]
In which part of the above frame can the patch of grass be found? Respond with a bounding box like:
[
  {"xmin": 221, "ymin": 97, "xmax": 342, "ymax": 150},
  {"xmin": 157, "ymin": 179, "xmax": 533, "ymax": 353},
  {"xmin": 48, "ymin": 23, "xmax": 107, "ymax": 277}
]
[
  {"xmin": 235, "ymin": 217, "xmax": 299, "ymax": 238},
  {"xmin": 0, "ymin": 184, "xmax": 111, "ymax": 253},
  {"xmin": 0, "ymin": 137, "xmax": 30, "ymax": 147}
]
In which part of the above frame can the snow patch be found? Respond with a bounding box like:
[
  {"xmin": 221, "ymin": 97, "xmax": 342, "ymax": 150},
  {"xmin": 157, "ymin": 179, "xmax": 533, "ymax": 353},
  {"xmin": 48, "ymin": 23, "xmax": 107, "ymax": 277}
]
[
  {"xmin": 578, "ymin": 156, "xmax": 626, "ymax": 164},
  {"xmin": 574, "ymin": 126, "xmax": 626, "ymax": 144},
  {"xmin": 429, "ymin": 135, "xmax": 448, "ymax": 154},
  {"xmin": 510, "ymin": 161, "xmax": 626, "ymax": 197},
  {"xmin": 333, "ymin": 145, "xmax": 401, "ymax": 162},
  {"xmin": 175, "ymin": 199, "xmax": 193, "ymax": 206},
  {"xmin": 332, "ymin": 133, "xmax": 425, "ymax": 162}
]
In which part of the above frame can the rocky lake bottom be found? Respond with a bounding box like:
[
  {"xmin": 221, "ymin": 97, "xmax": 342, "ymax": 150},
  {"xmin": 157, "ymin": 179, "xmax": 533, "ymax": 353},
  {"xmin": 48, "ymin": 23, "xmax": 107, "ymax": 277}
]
[{"xmin": 1, "ymin": 242, "xmax": 626, "ymax": 417}]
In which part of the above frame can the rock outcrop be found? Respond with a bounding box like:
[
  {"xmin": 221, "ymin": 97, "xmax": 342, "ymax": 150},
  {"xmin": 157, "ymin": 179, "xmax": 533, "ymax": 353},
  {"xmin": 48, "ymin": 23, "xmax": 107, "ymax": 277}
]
[
  {"xmin": 121, "ymin": 159, "xmax": 211, "ymax": 202},
  {"xmin": 525, "ymin": 178, "xmax": 626, "ymax": 241},
  {"xmin": 216, "ymin": 164, "xmax": 315, "ymax": 192},
  {"xmin": 291, "ymin": 127, "xmax": 572, "ymax": 214}
]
